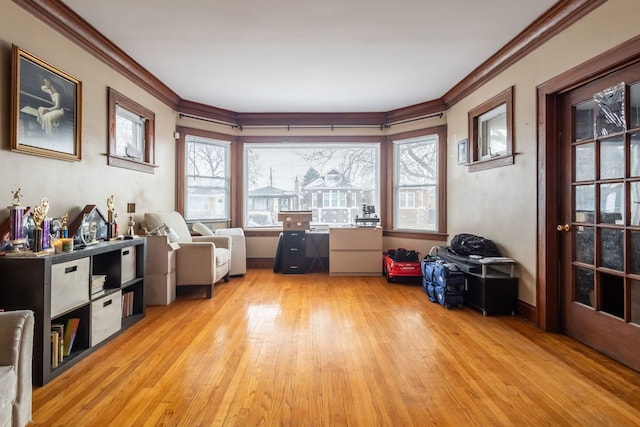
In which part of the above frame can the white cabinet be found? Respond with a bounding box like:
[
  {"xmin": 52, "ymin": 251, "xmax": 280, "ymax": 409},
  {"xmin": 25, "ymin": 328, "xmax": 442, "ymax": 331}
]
[{"xmin": 329, "ymin": 227, "xmax": 383, "ymax": 276}]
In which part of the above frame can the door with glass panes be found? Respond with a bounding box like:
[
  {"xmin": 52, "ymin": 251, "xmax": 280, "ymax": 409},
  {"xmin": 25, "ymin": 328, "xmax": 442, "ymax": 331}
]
[{"xmin": 558, "ymin": 64, "xmax": 640, "ymax": 371}]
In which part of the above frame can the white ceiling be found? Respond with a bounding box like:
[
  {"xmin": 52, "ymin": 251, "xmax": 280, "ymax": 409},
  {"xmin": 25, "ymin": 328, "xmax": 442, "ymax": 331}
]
[{"xmin": 62, "ymin": 0, "xmax": 556, "ymax": 113}]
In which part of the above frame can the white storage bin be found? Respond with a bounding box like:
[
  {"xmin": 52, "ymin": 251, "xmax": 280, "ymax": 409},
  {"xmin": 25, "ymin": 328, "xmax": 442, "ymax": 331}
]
[
  {"xmin": 121, "ymin": 247, "xmax": 136, "ymax": 283},
  {"xmin": 91, "ymin": 290, "xmax": 122, "ymax": 346},
  {"xmin": 51, "ymin": 257, "xmax": 90, "ymax": 317}
]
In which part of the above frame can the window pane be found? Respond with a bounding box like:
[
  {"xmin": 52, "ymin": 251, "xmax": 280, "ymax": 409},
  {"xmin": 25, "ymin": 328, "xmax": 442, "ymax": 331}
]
[
  {"xmin": 599, "ymin": 183, "xmax": 623, "ymax": 225},
  {"xmin": 600, "ymin": 136, "xmax": 624, "ymax": 180},
  {"xmin": 631, "ymin": 133, "xmax": 640, "ymax": 177},
  {"xmin": 244, "ymin": 143, "xmax": 380, "ymax": 227},
  {"xmin": 393, "ymin": 134, "xmax": 439, "ymax": 231},
  {"xmin": 631, "ymin": 231, "xmax": 640, "ymax": 275},
  {"xmin": 600, "ymin": 228, "xmax": 623, "ymax": 271},
  {"xmin": 115, "ymin": 105, "xmax": 144, "ymax": 161},
  {"xmin": 478, "ymin": 103, "xmax": 507, "ymax": 158},
  {"xmin": 575, "ymin": 142, "xmax": 595, "ymax": 182},
  {"xmin": 574, "ymin": 226, "xmax": 594, "ymax": 265},
  {"xmin": 574, "ymin": 184, "xmax": 595, "ymax": 223},
  {"xmin": 632, "ymin": 182, "xmax": 640, "ymax": 226},
  {"xmin": 631, "ymin": 83, "xmax": 640, "ymax": 128},
  {"xmin": 185, "ymin": 135, "xmax": 230, "ymax": 221},
  {"xmin": 574, "ymin": 100, "xmax": 596, "ymax": 141},
  {"xmin": 631, "ymin": 279, "xmax": 640, "ymax": 326},
  {"xmin": 574, "ymin": 267, "xmax": 594, "ymax": 307}
]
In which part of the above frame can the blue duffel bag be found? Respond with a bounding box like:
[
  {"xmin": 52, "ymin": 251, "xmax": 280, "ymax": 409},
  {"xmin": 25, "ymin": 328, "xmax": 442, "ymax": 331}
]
[
  {"xmin": 434, "ymin": 285, "xmax": 464, "ymax": 309},
  {"xmin": 431, "ymin": 261, "xmax": 464, "ymax": 291},
  {"xmin": 422, "ymin": 258, "xmax": 465, "ymax": 308},
  {"xmin": 423, "ymin": 277, "xmax": 437, "ymax": 303}
]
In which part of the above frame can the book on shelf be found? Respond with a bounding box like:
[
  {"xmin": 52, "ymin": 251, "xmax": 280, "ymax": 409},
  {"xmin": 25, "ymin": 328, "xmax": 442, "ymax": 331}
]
[
  {"xmin": 63, "ymin": 318, "xmax": 80, "ymax": 356},
  {"xmin": 91, "ymin": 274, "xmax": 107, "ymax": 296},
  {"xmin": 51, "ymin": 331, "xmax": 59, "ymax": 368},
  {"xmin": 122, "ymin": 291, "xmax": 135, "ymax": 318},
  {"xmin": 51, "ymin": 323, "xmax": 64, "ymax": 365}
]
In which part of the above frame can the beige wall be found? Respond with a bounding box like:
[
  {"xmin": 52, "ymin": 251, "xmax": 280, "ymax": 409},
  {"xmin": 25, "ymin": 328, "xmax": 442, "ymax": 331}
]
[
  {"xmin": 446, "ymin": 0, "xmax": 640, "ymax": 305},
  {"xmin": 2, "ymin": 0, "xmax": 639, "ymax": 305},
  {"xmin": 0, "ymin": 0, "xmax": 176, "ymax": 230}
]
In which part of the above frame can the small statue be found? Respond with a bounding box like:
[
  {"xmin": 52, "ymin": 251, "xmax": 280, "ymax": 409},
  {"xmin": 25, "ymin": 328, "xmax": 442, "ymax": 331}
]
[
  {"xmin": 107, "ymin": 195, "xmax": 115, "ymax": 223},
  {"xmin": 10, "ymin": 188, "xmax": 23, "ymax": 206}
]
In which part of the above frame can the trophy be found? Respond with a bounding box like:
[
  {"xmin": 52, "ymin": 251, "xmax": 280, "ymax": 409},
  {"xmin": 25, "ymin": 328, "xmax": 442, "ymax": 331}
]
[
  {"xmin": 107, "ymin": 195, "xmax": 117, "ymax": 239},
  {"xmin": 7, "ymin": 188, "xmax": 27, "ymax": 252},
  {"xmin": 31, "ymin": 198, "xmax": 49, "ymax": 252}
]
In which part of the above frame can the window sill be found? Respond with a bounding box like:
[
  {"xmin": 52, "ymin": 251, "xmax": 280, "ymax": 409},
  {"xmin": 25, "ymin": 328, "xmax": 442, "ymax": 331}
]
[
  {"xmin": 383, "ymin": 230, "xmax": 448, "ymax": 241},
  {"xmin": 108, "ymin": 155, "xmax": 157, "ymax": 173},
  {"xmin": 467, "ymin": 154, "xmax": 514, "ymax": 172}
]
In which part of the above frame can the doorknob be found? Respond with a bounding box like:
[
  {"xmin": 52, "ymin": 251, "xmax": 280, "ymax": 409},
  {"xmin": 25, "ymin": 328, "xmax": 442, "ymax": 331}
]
[{"xmin": 556, "ymin": 224, "xmax": 571, "ymax": 232}]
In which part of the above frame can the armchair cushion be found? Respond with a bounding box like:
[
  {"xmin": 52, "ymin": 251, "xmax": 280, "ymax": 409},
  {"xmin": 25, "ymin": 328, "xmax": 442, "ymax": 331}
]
[
  {"xmin": 144, "ymin": 211, "xmax": 192, "ymax": 243},
  {"xmin": 192, "ymin": 222, "xmax": 214, "ymax": 236}
]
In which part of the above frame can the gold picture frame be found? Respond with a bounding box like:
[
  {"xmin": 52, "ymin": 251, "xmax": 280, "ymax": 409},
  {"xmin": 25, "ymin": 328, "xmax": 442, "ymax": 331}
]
[{"xmin": 11, "ymin": 45, "xmax": 82, "ymax": 161}]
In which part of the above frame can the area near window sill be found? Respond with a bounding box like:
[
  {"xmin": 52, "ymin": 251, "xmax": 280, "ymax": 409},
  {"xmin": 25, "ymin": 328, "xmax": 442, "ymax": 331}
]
[
  {"xmin": 467, "ymin": 154, "xmax": 514, "ymax": 172},
  {"xmin": 107, "ymin": 154, "xmax": 158, "ymax": 173}
]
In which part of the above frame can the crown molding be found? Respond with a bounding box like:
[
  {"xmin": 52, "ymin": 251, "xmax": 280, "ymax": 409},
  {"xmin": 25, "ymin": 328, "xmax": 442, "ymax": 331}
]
[
  {"xmin": 14, "ymin": 0, "xmax": 607, "ymax": 121},
  {"xmin": 443, "ymin": 0, "xmax": 607, "ymax": 108},
  {"xmin": 13, "ymin": 0, "xmax": 181, "ymax": 108}
]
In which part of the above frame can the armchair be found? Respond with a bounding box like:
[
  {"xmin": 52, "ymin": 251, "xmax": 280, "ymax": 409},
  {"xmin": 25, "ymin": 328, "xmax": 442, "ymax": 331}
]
[
  {"xmin": 144, "ymin": 212, "xmax": 231, "ymax": 298},
  {"xmin": 0, "ymin": 310, "xmax": 34, "ymax": 427},
  {"xmin": 192, "ymin": 223, "xmax": 247, "ymax": 276}
]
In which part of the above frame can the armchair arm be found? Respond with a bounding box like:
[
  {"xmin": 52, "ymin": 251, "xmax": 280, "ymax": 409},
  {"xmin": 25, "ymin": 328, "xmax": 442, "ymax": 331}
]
[
  {"xmin": 193, "ymin": 235, "xmax": 232, "ymax": 250},
  {"xmin": 0, "ymin": 310, "xmax": 34, "ymax": 427},
  {"xmin": 175, "ymin": 242, "xmax": 216, "ymax": 285}
]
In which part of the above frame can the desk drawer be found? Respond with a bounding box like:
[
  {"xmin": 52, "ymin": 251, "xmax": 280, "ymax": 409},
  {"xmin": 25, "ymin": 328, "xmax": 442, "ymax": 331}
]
[
  {"xmin": 91, "ymin": 291, "xmax": 122, "ymax": 346},
  {"xmin": 51, "ymin": 258, "xmax": 90, "ymax": 317}
]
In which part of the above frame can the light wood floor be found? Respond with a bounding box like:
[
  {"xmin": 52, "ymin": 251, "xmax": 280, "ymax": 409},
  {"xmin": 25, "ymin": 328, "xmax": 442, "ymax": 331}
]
[{"xmin": 32, "ymin": 269, "xmax": 640, "ymax": 426}]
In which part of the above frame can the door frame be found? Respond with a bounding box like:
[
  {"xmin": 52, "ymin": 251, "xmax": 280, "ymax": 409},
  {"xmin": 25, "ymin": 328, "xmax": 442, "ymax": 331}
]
[{"xmin": 536, "ymin": 35, "xmax": 640, "ymax": 332}]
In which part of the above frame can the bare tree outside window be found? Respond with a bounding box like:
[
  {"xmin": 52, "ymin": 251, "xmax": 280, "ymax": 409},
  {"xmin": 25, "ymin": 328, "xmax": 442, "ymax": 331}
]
[
  {"xmin": 244, "ymin": 143, "xmax": 380, "ymax": 227},
  {"xmin": 185, "ymin": 135, "xmax": 230, "ymax": 221},
  {"xmin": 394, "ymin": 134, "xmax": 439, "ymax": 231}
]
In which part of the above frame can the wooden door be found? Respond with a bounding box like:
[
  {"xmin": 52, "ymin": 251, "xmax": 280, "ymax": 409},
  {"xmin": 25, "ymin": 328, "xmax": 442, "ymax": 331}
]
[{"xmin": 558, "ymin": 64, "xmax": 640, "ymax": 371}]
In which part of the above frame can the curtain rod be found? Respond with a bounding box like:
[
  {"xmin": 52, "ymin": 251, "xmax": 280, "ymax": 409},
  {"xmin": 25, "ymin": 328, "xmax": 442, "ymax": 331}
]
[{"xmin": 178, "ymin": 111, "xmax": 444, "ymax": 131}]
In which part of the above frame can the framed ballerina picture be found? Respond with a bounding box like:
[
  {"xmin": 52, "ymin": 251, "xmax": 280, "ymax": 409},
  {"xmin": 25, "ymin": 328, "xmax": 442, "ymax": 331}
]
[{"xmin": 11, "ymin": 45, "xmax": 82, "ymax": 161}]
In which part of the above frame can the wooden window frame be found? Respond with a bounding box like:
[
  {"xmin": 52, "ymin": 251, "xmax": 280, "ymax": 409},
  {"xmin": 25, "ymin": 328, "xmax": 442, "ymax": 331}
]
[
  {"xmin": 107, "ymin": 87, "xmax": 156, "ymax": 173},
  {"xmin": 384, "ymin": 125, "xmax": 448, "ymax": 241},
  {"xmin": 468, "ymin": 86, "xmax": 514, "ymax": 172}
]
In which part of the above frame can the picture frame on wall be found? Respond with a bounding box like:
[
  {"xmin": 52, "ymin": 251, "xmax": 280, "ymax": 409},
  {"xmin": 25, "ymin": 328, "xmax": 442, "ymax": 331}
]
[
  {"xmin": 457, "ymin": 138, "xmax": 468, "ymax": 165},
  {"xmin": 11, "ymin": 45, "xmax": 82, "ymax": 161}
]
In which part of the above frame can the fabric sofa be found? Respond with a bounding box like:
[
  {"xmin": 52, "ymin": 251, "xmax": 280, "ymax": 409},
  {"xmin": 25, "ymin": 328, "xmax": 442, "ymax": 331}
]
[
  {"xmin": 0, "ymin": 310, "xmax": 34, "ymax": 427},
  {"xmin": 144, "ymin": 211, "xmax": 231, "ymax": 298}
]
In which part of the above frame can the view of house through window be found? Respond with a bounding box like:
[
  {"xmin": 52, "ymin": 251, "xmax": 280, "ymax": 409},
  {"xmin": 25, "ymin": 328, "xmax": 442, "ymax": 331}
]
[
  {"xmin": 184, "ymin": 135, "xmax": 230, "ymax": 221},
  {"xmin": 393, "ymin": 134, "xmax": 439, "ymax": 231},
  {"xmin": 244, "ymin": 143, "xmax": 380, "ymax": 227}
]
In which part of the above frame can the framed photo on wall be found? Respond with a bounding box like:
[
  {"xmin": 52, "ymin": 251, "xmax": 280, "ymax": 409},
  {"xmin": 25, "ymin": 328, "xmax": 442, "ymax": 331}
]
[
  {"xmin": 457, "ymin": 138, "xmax": 468, "ymax": 164},
  {"xmin": 11, "ymin": 45, "xmax": 82, "ymax": 161}
]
